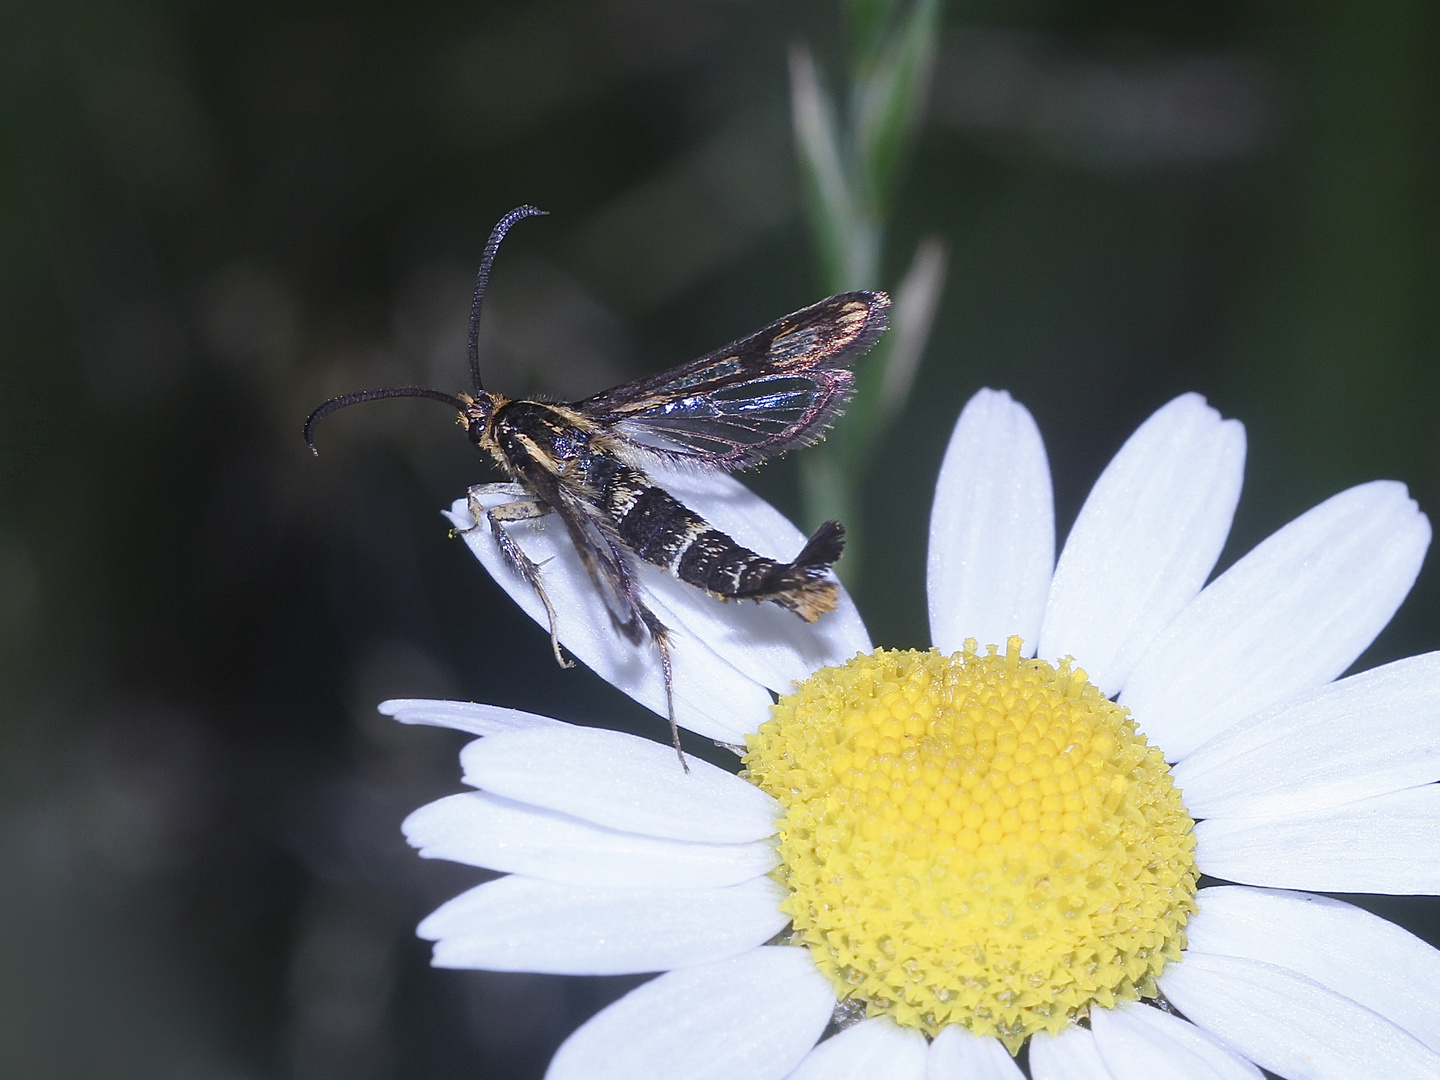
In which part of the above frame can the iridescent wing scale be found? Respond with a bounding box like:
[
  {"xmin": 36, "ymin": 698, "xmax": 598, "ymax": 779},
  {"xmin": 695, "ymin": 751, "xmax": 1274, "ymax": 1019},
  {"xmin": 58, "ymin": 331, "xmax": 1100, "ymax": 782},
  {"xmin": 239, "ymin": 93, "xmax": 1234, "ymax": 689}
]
[{"xmin": 579, "ymin": 291, "xmax": 890, "ymax": 471}]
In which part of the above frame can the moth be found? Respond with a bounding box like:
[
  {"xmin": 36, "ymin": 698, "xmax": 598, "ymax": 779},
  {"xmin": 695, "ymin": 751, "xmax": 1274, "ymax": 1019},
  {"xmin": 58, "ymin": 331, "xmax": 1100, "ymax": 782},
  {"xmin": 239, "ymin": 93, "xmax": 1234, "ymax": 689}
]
[{"xmin": 306, "ymin": 206, "xmax": 890, "ymax": 760}]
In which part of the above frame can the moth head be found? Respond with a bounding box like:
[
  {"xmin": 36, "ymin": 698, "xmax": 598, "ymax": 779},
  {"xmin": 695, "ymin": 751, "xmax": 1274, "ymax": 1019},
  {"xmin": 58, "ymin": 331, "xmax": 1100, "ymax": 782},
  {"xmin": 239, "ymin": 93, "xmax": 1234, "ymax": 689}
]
[{"xmin": 457, "ymin": 392, "xmax": 497, "ymax": 446}]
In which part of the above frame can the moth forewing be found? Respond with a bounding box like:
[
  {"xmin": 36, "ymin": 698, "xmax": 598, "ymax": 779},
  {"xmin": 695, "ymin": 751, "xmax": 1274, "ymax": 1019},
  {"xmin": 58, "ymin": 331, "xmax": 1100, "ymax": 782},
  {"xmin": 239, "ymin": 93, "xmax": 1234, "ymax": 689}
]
[
  {"xmin": 304, "ymin": 207, "xmax": 890, "ymax": 765},
  {"xmin": 579, "ymin": 293, "xmax": 887, "ymax": 471}
]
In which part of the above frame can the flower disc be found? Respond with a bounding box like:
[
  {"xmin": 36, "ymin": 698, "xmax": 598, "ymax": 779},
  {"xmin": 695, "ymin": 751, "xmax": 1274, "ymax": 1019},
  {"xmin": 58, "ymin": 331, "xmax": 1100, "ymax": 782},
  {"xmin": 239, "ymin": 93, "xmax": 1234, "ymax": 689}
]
[{"xmin": 743, "ymin": 640, "xmax": 1199, "ymax": 1052}]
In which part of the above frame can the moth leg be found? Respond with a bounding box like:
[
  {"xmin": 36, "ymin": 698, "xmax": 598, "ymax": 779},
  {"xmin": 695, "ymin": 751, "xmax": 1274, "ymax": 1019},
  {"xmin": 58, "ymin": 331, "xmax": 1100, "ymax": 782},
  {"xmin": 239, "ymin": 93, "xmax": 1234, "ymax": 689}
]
[
  {"xmin": 584, "ymin": 528, "xmax": 685, "ymax": 767},
  {"xmin": 465, "ymin": 485, "xmax": 573, "ymax": 671},
  {"xmin": 638, "ymin": 606, "xmax": 686, "ymax": 771},
  {"xmin": 455, "ymin": 483, "xmax": 530, "ymax": 536}
]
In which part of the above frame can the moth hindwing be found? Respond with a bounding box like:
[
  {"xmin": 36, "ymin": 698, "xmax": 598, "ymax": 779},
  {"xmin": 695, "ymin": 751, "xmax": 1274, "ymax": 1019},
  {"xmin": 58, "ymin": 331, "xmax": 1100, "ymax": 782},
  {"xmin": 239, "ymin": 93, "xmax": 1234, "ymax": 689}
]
[{"xmin": 305, "ymin": 206, "xmax": 891, "ymax": 765}]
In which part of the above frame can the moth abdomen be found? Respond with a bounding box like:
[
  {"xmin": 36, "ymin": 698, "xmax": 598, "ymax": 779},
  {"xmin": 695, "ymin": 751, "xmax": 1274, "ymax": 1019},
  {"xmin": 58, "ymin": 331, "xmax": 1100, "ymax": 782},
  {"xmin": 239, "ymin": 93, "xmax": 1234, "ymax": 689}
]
[
  {"xmin": 596, "ymin": 460, "xmax": 845, "ymax": 620},
  {"xmin": 677, "ymin": 518, "xmax": 845, "ymax": 622}
]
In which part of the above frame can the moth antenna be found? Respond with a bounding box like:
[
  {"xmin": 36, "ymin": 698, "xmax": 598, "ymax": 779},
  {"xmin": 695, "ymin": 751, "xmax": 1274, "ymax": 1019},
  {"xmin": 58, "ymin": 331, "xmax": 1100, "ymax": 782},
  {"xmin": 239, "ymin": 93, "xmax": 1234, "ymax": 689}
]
[
  {"xmin": 468, "ymin": 205, "xmax": 549, "ymax": 394},
  {"xmin": 303, "ymin": 387, "xmax": 468, "ymax": 455}
]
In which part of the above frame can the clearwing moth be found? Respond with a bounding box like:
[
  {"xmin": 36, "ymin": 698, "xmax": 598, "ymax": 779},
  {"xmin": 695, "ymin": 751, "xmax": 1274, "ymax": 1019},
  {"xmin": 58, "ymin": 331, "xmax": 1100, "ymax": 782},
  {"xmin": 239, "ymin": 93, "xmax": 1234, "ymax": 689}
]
[{"xmin": 306, "ymin": 206, "xmax": 890, "ymax": 764}]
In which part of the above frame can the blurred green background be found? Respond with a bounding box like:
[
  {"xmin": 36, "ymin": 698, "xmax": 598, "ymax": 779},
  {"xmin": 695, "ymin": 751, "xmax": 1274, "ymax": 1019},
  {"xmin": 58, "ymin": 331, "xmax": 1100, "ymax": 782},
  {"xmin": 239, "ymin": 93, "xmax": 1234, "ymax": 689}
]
[{"xmin": 1, "ymin": 0, "xmax": 1436, "ymax": 1077}]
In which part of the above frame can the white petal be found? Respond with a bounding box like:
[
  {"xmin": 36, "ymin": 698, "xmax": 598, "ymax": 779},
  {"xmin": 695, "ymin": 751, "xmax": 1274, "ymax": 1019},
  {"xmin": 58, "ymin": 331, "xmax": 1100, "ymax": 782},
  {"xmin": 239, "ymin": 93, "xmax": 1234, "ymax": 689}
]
[
  {"xmin": 927, "ymin": 1025, "xmax": 1025, "ymax": 1079},
  {"xmin": 787, "ymin": 1017, "xmax": 929, "ymax": 1080},
  {"xmin": 419, "ymin": 874, "xmax": 788, "ymax": 974},
  {"xmin": 927, "ymin": 389, "xmax": 1054, "ymax": 657},
  {"xmin": 459, "ymin": 725, "xmax": 781, "ymax": 844},
  {"xmin": 449, "ymin": 494, "xmax": 771, "ymax": 741},
  {"xmin": 1160, "ymin": 951, "xmax": 1440, "ymax": 1079},
  {"xmin": 637, "ymin": 584, "xmax": 792, "ymax": 740},
  {"xmin": 644, "ymin": 464, "xmax": 872, "ymax": 692},
  {"xmin": 403, "ymin": 791, "xmax": 778, "ymax": 888},
  {"xmin": 635, "ymin": 559, "xmax": 862, "ymax": 709},
  {"xmin": 1186, "ymin": 886, "xmax": 1440, "ymax": 1052},
  {"xmin": 1028, "ymin": 1024, "xmax": 1112, "ymax": 1080},
  {"xmin": 1175, "ymin": 652, "xmax": 1440, "ymax": 819},
  {"xmin": 1121, "ymin": 480, "xmax": 1431, "ymax": 760},
  {"xmin": 379, "ymin": 697, "xmax": 566, "ymax": 737},
  {"xmin": 1091, "ymin": 1004, "xmax": 1263, "ymax": 1080},
  {"xmin": 1194, "ymin": 783, "xmax": 1440, "ymax": 893},
  {"xmin": 1038, "ymin": 394, "xmax": 1245, "ymax": 696},
  {"xmin": 546, "ymin": 946, "xmax": 836, "ymax": 1080}
]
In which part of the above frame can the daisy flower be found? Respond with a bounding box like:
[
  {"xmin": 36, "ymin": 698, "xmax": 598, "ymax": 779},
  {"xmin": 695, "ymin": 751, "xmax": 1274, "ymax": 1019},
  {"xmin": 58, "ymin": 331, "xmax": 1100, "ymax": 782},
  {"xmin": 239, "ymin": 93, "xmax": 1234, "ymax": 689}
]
[{"xmin": 387, "ymin": 390, "xmax": 1440, "ymax": 1079}]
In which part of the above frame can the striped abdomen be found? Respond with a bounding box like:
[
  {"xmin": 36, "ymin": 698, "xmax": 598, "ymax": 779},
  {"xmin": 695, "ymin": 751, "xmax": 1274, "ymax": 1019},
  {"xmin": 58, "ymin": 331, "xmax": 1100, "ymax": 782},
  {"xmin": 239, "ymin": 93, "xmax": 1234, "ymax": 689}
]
[{"xmin": 596, "ymin": 458, "xmax": 844, "ymax": 621}]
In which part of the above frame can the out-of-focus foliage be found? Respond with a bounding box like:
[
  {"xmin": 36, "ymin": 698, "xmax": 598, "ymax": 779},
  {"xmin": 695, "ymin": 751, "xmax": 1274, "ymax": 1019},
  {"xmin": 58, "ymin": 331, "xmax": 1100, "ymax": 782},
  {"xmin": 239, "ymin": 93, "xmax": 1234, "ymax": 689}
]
[
  {"xmin": 0, "ymin": 1, "xmax": 1435, "ymax": 1078},
  {"xmin": 790, "ymin": 0, "xmax": 948, "ymax": 579}
]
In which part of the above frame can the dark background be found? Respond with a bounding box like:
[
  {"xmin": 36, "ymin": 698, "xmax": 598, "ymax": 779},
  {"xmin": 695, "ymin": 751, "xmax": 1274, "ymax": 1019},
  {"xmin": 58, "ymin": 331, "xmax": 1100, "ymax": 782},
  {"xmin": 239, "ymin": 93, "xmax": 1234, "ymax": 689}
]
[{"xmin": 1, "ymin": 1, "xmax": 1436, "ymax": 1077}]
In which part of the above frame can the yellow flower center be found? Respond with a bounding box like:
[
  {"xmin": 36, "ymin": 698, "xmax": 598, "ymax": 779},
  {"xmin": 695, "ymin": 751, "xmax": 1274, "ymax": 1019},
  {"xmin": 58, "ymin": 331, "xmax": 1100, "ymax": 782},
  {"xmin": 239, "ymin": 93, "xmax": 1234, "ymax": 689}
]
[{"xmin": 742, "ymin": 639, "xmax": 1198, "ymax": 1053}]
